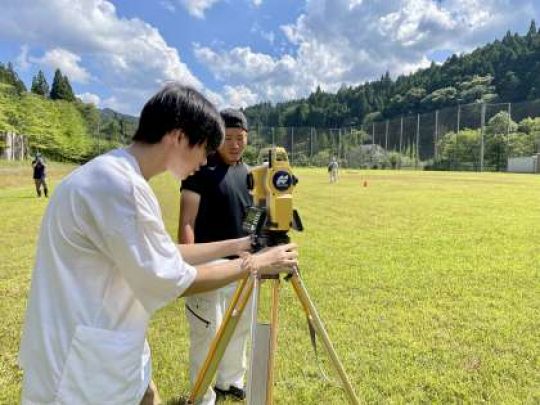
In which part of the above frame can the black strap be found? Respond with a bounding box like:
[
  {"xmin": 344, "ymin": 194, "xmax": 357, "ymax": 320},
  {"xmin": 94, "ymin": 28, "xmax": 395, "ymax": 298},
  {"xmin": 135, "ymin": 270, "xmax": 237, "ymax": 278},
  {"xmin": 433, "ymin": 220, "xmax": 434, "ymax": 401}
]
[{"xmin": 185, "ymin": 304, "xmax": 211, "ymax": 328}]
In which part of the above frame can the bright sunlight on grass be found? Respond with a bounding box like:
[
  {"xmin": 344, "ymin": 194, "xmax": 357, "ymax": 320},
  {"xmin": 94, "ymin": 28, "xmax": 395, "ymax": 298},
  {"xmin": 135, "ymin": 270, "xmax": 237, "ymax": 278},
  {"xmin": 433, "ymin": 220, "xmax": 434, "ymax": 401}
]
[{"xmin": 1, "ymin": 163, "xmax": 539, "ymax": 403}]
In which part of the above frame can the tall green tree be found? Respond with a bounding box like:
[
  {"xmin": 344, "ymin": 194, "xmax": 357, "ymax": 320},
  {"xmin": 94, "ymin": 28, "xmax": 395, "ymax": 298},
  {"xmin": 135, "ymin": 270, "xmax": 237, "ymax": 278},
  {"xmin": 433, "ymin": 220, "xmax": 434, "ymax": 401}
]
[
  {"xmin": 484, "ymin": 111, "xmax": 518, "ymax": 170},
  {"xmin": 31, "ymin": 70, "xmax": 50, "ymax": 96},
  {"xmin": 50, "ymin": 69, "xmax": 75, "ymax": 101}
]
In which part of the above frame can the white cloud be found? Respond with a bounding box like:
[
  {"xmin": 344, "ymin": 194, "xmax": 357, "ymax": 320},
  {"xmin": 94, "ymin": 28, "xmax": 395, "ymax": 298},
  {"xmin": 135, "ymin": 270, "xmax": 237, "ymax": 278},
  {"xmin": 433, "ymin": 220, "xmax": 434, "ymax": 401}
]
[
  {"xmin": 2, "ymin": 0, "xmax": 538, "ymax": 113},
  {"xmin": 15, "ymin": 45, "xmax": 31, "ymax": 71},
  {"xmin": 0, "ymin": 0, "xmax": 204, "ymax": 115},
  {"xmin": 251, "ymin": 23, "xmax": 275, "ymax": 45},
  {"xmin": 179, "ymin": 0, "xmax": 261, "ymax": 19},
  {"xmin": 160, "ymin": 1, "xmax": 176, "ymax": 12},
  {"xmin": 196, "ymin": 0, "xmax": 540, "ymax": 105},
  {"xmin": 260, "ymin": 30, "xmax": 275, "ymax": 44},
  {"xmin": 77, "ymin": 92, "xmax": 101, "ymax": 106},
  {"xmin": 194, "ymin": 45, "xmax": 278, "ymax": 81},
  {"xmin": 223, "ymin": 85, "xmax": 259, "ymax": 108},
  {"xmin": 179, "ymin": 0, "xmax": 220, "ymax": 18},
  {"xmin": 31, "ymin": 48, "xmax": 91, "ymax": 83}
]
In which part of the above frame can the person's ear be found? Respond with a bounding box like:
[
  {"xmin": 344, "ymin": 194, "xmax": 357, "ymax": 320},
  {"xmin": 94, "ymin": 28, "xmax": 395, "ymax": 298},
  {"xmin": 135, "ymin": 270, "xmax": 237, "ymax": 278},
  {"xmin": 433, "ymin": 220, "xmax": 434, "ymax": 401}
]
[
  {"xmin": 166, "ymin": 129, "xmax": 182, "ymax": 146},
  {"xmin": 176, "ymin": 129, "xmax": 187, "ymax": 145}
]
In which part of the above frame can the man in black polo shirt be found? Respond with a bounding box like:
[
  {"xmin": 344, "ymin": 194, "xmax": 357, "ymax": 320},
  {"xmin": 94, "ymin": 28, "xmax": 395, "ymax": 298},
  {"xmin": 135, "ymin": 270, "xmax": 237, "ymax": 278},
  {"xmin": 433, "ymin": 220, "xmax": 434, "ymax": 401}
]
[{"xmin": 179, "ymin": 109, "xmax": 251, "ymax": 403}]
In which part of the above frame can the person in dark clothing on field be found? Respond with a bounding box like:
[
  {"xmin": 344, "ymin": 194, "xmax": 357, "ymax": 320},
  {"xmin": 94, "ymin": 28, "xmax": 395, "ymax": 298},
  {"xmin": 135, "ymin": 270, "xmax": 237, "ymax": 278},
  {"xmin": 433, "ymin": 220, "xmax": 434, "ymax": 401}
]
[{"xmin": 32, "ymin": 153, "xmax": 48, "ymax": 197}]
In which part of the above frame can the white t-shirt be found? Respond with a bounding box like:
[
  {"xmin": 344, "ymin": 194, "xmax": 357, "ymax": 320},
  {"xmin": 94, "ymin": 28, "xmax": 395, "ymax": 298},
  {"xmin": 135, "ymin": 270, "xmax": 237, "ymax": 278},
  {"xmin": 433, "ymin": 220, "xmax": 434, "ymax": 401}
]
[{"xmin": 19, "ymin": 148, "xmax": 197, "ymax": 404}]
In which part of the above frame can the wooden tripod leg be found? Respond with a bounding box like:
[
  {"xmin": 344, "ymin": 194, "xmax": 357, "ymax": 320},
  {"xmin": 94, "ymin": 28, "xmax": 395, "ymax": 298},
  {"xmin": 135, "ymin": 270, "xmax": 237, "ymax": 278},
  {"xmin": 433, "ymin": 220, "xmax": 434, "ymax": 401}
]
[
  {"xmin": 266, "ymin": 277, "xmax": 280, "ymax": 404},
  {"xmin": 189, "ymin": 275, "xmax": 254, "ymax": 404},
  {"xmin": 289, "ymin": 272, "xmax": 360, "ymax": 405}
]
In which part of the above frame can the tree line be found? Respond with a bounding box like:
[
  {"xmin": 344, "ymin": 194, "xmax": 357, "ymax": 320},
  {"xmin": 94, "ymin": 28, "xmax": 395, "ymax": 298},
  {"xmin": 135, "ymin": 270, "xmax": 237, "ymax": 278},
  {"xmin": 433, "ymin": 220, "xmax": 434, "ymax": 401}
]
[
  {"xmin": 0, "ymin": 63, "xmax": 77, "ymax": 101},
  {"xmin": 244, "ymin": 20, "xmax": 540, "ymax": 129}
]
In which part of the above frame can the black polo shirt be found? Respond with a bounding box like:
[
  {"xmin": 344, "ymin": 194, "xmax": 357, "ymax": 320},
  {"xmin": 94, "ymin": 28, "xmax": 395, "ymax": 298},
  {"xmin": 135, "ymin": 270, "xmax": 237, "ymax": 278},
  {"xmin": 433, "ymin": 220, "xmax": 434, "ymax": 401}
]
[
  {"xmin": 32, "ymin": 159, "xmax": 46, "ymax": 180},
  {"xmin": 181, "ymin": 153, "xmax": 252, "ymax": 244}
]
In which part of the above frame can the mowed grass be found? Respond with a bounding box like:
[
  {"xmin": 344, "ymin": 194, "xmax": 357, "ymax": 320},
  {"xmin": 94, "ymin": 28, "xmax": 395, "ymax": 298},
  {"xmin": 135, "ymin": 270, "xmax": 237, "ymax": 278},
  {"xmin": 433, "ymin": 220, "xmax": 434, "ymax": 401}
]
[{"xmin": 1, "ymin": 161, "xmax": 539, "ymax": 404}]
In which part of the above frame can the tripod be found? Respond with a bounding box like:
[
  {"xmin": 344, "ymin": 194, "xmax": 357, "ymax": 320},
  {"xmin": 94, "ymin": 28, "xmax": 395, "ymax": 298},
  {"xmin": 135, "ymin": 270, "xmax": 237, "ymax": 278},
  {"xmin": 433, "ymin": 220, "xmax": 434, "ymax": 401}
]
[{"xmin": 187, "ymin": 248, "xmax": 360, "ymax": 404}]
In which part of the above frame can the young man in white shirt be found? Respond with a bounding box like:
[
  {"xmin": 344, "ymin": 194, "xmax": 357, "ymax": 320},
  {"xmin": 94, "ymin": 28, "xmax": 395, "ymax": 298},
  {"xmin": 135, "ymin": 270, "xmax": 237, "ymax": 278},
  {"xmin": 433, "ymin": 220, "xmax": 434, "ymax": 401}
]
[{"xmin": 19, "ymin": 83, "xmax": 298, "ymax": 405}]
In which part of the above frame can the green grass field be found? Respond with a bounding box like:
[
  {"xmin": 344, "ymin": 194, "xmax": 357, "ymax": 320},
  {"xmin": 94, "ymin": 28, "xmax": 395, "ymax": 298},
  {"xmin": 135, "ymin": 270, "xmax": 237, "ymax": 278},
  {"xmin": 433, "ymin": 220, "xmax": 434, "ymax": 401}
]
[{"xmin": 1, "ymin": 161, "xmax": 539, "ymax": 404}]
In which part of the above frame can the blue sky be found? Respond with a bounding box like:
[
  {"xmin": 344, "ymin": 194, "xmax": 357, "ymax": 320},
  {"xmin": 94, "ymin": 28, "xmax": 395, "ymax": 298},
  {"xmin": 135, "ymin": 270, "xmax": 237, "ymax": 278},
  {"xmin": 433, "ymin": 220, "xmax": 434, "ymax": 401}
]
[{"xmin": 0, "ymin": 0, "xmax": 539, "ymax": 115}]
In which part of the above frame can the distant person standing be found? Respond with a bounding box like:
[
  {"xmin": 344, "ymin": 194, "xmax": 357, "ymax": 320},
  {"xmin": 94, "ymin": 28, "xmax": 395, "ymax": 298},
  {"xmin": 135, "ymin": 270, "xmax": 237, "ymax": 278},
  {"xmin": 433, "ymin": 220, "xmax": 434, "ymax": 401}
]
[
  {"xmin": 328, "ymin": 156, "xmax": 339, "ymax": 183},
  {"xmin": 32, "ymin": 153, "xmax": 48, "ymax": 197}
]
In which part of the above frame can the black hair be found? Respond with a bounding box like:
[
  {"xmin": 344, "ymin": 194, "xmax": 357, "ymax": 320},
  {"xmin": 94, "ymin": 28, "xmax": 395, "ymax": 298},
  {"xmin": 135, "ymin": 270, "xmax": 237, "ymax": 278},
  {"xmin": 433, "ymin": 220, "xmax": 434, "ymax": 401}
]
[
  {"xmin": 220, "ymin": 108, "xmax": 249, "ymax": 131},
  {"xmin": 133, "ymin": 82, "xmax": 224, "ymax": 153}
]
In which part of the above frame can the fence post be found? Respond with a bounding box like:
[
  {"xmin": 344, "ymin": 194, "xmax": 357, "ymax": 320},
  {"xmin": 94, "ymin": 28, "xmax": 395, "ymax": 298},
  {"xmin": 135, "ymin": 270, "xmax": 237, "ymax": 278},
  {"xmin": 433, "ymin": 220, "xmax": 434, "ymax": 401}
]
[
  {"xmin": 456, "ymin": 103, "xmax": 461, "ymax": 170},
  {"xmin": 506, "ymin": 102, "xmax": 512, "ymax": 170},
  {"xmin": 415, "ymin": 113, "xmax": 420, "ymax": 169},
  {"xmin": 310, "ymin": 127, "xmax": 313, "ymax": 161},
  {"xmin": 338, "ymin": 128, "xmax": 341, "ymax": 160},
  {"xmin": 272, "ymin": 127, "xmax": 275, "ymax": 146},
  {"xmin": 434, "ymin": 110, "xmax": 439, "ymax": 161},
  {"xmin": 480, "ymin": 103, "xmax": 486, "ymax": 172},
  {"xmin": 385, "ymin": 120, "xmax": 389, "ymax": 151},
  {"xmin": 292, "ymin": 127, "xmax": 295, "ymax": 162}
]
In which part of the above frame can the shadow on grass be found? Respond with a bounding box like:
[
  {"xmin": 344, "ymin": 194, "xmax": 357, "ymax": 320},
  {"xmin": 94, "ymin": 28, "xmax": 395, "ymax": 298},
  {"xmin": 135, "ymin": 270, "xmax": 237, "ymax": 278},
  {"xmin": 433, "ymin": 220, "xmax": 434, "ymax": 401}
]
[{"xmin": 165, "ymin": 396, "xmax": 190, "ymax": 405}]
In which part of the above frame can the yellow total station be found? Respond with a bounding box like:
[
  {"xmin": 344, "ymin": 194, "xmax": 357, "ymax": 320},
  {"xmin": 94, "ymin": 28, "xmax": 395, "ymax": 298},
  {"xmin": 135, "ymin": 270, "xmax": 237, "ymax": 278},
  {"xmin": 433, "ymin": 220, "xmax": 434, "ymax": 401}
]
[{"xmin": 247, "ymin": 147, "xmax": 300, "ymax": 233}]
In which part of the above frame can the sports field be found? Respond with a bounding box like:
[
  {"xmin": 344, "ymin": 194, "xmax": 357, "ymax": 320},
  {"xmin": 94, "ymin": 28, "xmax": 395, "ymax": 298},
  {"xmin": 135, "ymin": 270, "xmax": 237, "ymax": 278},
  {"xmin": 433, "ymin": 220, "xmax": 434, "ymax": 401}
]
[{"xmin": 1, "ymin": 161, "xmax": 539, "ymax": 404}]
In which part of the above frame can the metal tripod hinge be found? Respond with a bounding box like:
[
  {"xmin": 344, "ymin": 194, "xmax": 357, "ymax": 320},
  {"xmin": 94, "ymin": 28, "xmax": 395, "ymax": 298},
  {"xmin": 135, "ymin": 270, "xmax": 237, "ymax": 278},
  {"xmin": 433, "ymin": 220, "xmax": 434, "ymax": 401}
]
[{"xmin": 187, "ymin": 267, "xmax": 360, "ymax": 405}]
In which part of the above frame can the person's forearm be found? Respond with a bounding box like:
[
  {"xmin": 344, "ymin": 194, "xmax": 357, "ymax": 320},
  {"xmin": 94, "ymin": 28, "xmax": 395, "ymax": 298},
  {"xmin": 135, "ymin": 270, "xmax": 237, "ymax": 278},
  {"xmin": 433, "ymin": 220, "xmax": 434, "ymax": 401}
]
[
  {"xmin": 179, "ymin": 223, "xmax": 195, "ymax": 244},
  {"xmin": 182, "ymin": 242, "xmax": 299, "ymax": 295},
  {"xmin": 178, "ymin": 239, "xmax": 240, "ymax": 266},
  {"xmin": 182, "ymin": 258, "xmax": 248, "ymax": 295}
]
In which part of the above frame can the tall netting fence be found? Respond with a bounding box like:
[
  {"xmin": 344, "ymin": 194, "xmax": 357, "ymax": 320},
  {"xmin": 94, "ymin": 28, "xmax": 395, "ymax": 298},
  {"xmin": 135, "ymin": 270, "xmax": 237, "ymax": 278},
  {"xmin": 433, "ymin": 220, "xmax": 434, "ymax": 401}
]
[{"xmin": 248, "ymin": 100, "xmax": 540, "ymax": 171}]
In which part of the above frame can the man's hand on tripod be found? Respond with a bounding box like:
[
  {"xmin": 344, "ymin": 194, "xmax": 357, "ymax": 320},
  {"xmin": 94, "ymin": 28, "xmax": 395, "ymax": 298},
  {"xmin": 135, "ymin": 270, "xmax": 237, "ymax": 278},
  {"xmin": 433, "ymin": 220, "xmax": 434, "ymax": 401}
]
[{"xmin": 246, "ymin": 243, "xmax": 298, "ymax": 276}]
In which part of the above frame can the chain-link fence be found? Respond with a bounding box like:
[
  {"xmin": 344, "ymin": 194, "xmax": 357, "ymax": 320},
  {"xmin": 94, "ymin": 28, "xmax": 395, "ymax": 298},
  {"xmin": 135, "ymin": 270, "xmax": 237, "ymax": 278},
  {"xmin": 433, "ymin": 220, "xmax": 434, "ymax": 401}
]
[{"xmin": 247, "ymin": 100, "xmax": 540, "ymax": 171}]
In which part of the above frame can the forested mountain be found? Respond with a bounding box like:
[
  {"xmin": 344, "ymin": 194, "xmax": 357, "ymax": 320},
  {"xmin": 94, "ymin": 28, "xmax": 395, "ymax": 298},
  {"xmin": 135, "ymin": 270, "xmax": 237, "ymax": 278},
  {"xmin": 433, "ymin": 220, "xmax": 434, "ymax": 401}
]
[
  {"xmin": 99, "ymin": 108, "xmax": 138, "ymax": 145},
  {"xmin": 244, "ymin": 20, "xmax": 540, "ymax": 128},
  {"xmin": 2, "ymin": 20, "xmax": 540, "ymax": 166}
]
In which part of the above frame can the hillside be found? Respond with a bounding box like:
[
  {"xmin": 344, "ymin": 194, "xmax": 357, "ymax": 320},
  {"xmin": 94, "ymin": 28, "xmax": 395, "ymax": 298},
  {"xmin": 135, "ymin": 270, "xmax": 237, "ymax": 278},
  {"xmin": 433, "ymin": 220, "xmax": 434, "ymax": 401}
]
[
  {"xmin": 99, "ymin": 108, "xmax": 139, "ymax": 145},
  {"xmin": 0, "ymin": 78, "xmax": 137, "ymax": 162},
  {"xmin": 244, "ymin": 21, "xmax": 540, "ymax": 128},
  {"xmin": 0, "ymin": 83, "xmax": 98, "ymax": 161}
]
